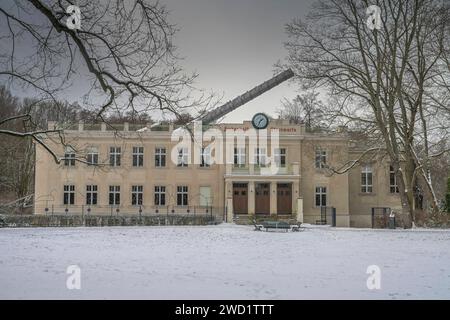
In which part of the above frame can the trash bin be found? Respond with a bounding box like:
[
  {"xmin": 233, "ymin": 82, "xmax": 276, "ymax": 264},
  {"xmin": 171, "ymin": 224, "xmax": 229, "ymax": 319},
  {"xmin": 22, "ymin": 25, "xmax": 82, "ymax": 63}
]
[{"xmin": 388, "ymin": 211, "xmax": 396, "ymax": 229}]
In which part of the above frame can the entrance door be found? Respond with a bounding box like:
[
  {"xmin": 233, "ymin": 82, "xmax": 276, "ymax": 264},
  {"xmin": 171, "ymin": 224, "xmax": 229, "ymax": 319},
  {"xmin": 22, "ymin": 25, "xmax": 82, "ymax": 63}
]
[
  {"xmin": 255, "ymin": 183, "xmax": 270, "ymax": 214},
  {"xmin": 277, "ymin": 183, "xmax": 292, "ymax": 214},
  {"xmin": 233, "ymin": 183, "xmax": 248, "ymax": 214}
]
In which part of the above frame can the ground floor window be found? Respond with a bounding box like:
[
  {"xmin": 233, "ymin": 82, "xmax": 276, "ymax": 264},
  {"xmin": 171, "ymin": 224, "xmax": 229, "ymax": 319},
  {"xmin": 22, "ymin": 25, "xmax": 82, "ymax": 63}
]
[
  {"xmin": 131, "ymin": 185, "xmax": 143, "ymax": 205},
  {"xmin": 389, "ymin": 165, "xmax": 399, "ymax": 193},
  {"xmin": 154, "ymin": 186, "xmax": 166, "ymax": 206},
  {"xmin": 63, "ymin": 185, "xmax": 75, "ymax": 205},
  {"xmin": 315, "ymin": 186, "xmax": 327, "ymax": 207},
  {"xmin": 109, "ymin": 186, "xmax": 120, "ymax": 205},
  {"xmin": 86, "ymin": 185, "xmax": 98, "ymax": 205},
  {"xmin": 177, "ymin": 186, "xmax": 188, "ymax": 206}
]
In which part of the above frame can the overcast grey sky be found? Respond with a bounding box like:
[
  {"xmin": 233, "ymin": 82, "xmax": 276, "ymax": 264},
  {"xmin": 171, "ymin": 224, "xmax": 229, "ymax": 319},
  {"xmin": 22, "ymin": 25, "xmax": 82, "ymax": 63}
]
[
  {"xmin": 2, "ymin": 0, "xmax": 314, "ymax": 123},
  {"xmin": 162, "ymin": 0, "xmax": 314, "ymax": 123}
]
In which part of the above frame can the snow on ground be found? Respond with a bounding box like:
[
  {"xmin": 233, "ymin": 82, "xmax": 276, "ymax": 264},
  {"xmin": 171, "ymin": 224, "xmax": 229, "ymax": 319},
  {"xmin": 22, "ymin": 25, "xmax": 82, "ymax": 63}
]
[{"xmin": 0, "ymin": 224, "xmax": 449, "ymax": 299}]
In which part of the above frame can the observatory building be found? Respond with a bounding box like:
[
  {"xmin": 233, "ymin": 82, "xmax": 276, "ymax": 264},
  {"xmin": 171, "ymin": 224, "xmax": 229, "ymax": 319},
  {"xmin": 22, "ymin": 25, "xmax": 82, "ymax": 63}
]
[{"xmin": 34, "ymin": 71, "xmax": 401, "ymax": 227}]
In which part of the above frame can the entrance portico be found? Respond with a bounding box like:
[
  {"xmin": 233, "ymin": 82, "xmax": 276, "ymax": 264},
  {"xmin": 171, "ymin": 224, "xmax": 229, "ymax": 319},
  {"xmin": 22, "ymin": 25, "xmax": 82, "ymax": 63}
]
[{"xmin": 225, "ymin": 162, "xmax": 301, "ymax": 220}]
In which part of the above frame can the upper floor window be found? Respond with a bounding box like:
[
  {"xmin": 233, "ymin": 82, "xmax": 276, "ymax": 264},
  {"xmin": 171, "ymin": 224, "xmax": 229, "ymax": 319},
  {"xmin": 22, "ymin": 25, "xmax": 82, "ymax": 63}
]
[
  {"xmin": 315, "ymin": 149, "xmax": 327, "ymax": 169},
  {"xmin": 64, "ymin": 147, "xmax": 76, "ymax": 166},
  {"xmin": 254, "ymin": 148, "xmax": 267, "ymax": 167},
  {"xmin": 389, "ymin": 165, "xmax": 399, "ymax": 193},
  {"xmin": 274, "ymin": 148, "xmax": 286, "ymax": 167},
  {"xmin": 109, "ymin": 147, "xmax": 121, "ymax": 167},
  {"xmin": 63, "ymin": 185, "xmax": 75, "ymax": 205},
  {"xmin": 177, "ymin": 147, "xmax": 189, "ymax": 167},
  {"xmin": 109, "ymin": 185, "xmax": 120, "ymax": 205},
  {"xmin": 361, "ymin": 165, "xmax": 373, "ymax": 193},
  {"xmin": 132, "ymin": 147, "xmax": 144, "ymax": 167},
  {"xmin": 155, "ymin": 147, "xmax": 166, "ymax": 167},
  {"xmin": 177, "ymin": 186, "xmax": 188, "ymax": 206},
  {"xmin": 315, "ymin": 186, "xmax": 327, "ymax": 207},
  {"xmin": 131, "ymin": 185, "xmax": 143, "ymax": 205},
  {"xmin": 200, "ymin": 147, "xmax": 211, "ymax": 167},
  {"xmin": 86, "ymin": 147, "xmax": 98, "ymax": 166},
  {"xmin": 234, "ymin": 147, "xmax": 246, "ymax": 167},
  {"xmin": 86, "ymin": 185, "xmax": 98, "ymax": 205},
  {"xmin": 154, "ymin": 186, "xmax": 166, "ymax": 206}
]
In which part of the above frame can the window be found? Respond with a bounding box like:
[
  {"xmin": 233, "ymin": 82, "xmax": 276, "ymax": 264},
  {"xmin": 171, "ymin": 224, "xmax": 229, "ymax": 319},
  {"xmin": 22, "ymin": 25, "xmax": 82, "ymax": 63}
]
[
  {"xmin": 389, "ymin": 165, "xmax": 399, "ymax": 193},
  {"xmin": 200, "ymin": 147, "xmax": 211, "ymax": 167},
  {"xmin": 361, "ymin": 165, "xmax": 373, "ymax": 193},
  {"xmin": 109, "ymin": 147, "xmax": 121, "ymax": 167},
  {"xmin": 109, "ymin": 186, "xmax": 120, "ymax": 205},
  {"xmin": 177, "ymin": 186, "xmax": 188, "ymax": 206},
  {"xmin": 177, "ymin": 147, "xmax": 189, "ymax": 167},
  {"xmin": 132, "ymin": 147, "xmax": 144, "ymax": 167},
  {"xmin": 274, "ymin": 148, "xmax": 286, "ymax": 167},
  {"xmin": 254, "ymin": 148, "xmax": 267, "ymax": 166},
  {"xmin": 86, "ymin": 147, "xmax": 98, "ymax": 166},
  {"xmin": 131, "ymin": 185, "xmax": 143, "ymax": 205},
  {"xmin": 233, "ymin": 147, "xmax": 246, "ymax": 167},
  {"xmin": 63, "ymin": 185, "xmax": 75, "ymax": 205},
  {"xmin": 64, "ymin": 147, "xmax": 76, "ymax": 166},
  {"xmin": 154, "ymin": 186, "xmax": 166, "ymax": 206},
  {"xmin": 155, "ymin": 147, "xmax": 166, "ymax": 167},
  {"xmin": 315, "ymin": 149, "xmax": 327, "ymax": 169},
  {"xmin": 315, "ymin": 187, "xmax": 327, "ymax": 207},
  {"xmin": 86, "ymin": 185, "xmax": 98, "ymax": 205}
]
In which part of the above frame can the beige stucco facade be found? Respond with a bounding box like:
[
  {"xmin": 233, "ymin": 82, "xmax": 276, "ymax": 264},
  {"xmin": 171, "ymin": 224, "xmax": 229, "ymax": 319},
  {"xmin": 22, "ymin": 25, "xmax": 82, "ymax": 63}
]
[{"xmin": 34, "ymin": 119, "xmax": 401, "ymax": 227}]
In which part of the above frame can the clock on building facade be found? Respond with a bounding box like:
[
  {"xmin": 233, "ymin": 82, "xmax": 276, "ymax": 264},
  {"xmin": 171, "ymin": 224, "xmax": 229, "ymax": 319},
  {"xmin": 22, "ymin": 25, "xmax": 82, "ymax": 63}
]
[{"xmin": 251, "ymin": 113, "xmax": 269, "ymax": 129}]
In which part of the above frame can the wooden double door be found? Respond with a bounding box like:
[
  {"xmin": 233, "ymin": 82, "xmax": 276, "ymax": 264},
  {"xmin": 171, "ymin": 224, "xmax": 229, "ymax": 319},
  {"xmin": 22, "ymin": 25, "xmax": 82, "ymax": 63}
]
[
  {"xmin": 255, "ymin": 183, "xmax": 270, "ymax": 214},
  {"xmin": 233, "ymin": 182, "xmax": 292, "ymax": 215},
  {"xmin": 233, "ymin": 183, "xmax": 248, "ymax": 214},
  {"xmin": 277, "ymin": 183, "xmax": 292, "ymax": 214}
]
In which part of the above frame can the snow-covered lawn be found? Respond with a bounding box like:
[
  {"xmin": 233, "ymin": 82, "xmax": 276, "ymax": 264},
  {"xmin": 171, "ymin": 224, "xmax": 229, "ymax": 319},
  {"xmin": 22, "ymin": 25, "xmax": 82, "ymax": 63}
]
[{"xmin": 0, "ymin": 224, "xmax": 449, "ymax": 299}]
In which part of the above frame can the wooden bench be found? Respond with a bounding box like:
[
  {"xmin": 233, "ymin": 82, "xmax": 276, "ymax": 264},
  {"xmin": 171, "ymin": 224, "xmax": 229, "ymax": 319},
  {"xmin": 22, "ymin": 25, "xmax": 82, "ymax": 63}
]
[{"xmin": 253, "ymin": 220, "xmax": 304, "ymax": 232}]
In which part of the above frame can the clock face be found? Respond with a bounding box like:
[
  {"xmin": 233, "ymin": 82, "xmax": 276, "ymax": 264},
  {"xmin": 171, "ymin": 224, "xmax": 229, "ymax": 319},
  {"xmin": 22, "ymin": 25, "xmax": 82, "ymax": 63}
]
[{"xmin": 252, "ymin": 113, "xmax": 269, "ymax": 129}]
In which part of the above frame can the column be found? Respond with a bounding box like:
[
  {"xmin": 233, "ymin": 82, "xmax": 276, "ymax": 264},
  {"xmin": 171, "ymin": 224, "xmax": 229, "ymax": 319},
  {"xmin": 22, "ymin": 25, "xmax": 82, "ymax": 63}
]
[
  {"xmin": 248, "ymin": 181, "xmax": 255, "ymax": 215},
  {"xmin": 226, "ymin": 198, "xmax": 233, "ymax": 223},
  {"xmin": 297, "ymin": 198, "xmax": 304, "ymax": 223},
  {"xmin": 225, "ymin": 181, "xmax": 233, "ymax": 222},
  {"xmin": 270, "ymin": 181, "xmax": 277, "ymax": 215}
]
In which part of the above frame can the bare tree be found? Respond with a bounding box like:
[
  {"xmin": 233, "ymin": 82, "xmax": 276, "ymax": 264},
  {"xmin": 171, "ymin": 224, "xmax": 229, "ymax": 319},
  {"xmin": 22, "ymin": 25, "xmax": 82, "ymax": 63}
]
[
  {"xmin": 282, "ymin": 0, "xmax": 450, "ymax": 226},
  {"xmin": 0, "ymin": 0, "xmax": 213, "ymax": 162},
  {"xmin": 277, "ymin": 91, "xmax": 325, "ymax": 129},
  {"xmin": 0, "ymin": 86, "xmax": 96, "ymax": 207}
]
